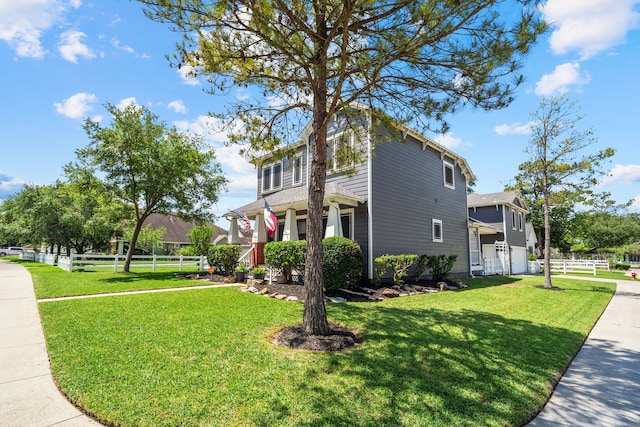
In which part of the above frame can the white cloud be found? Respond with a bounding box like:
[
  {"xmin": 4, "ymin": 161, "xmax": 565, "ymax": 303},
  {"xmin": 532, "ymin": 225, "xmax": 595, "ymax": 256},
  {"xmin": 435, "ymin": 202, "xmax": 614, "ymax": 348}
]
[
  {"xmin": 599, "ymin": 164, "xmax": 640, "ymax": 186},
  {"xmin": 174, "ymin": 115, "xmax": 231, "ymax": 144},
  {"xmin": 173, "ymin": 115, "xmax": 255, "ymax": 191},
  {"xmin": 542, "ymin": 0, "xmax": 640, "ymax": 59},
  {"xmin": 630, "ymin": 195, "xmax": 640, "ymax": 212},
  {"xmin": 168, "ymin": 100, "xmax": 187, "ymax": 114},
  {"xmin": 177, "ymin": 65, "xmax": 200, "ymax": 86},
  {"xmin": 0, "ymin": 1, "xmax": 56, "ymax": 58},
  {"xmin": 434, "ymin": 133, "xmax": 463, "ymax": 149},
  {"xmin": 116, "ymin": 97, "xmax": 137, "ymax": 110},
  {"xmin": 0, "ymin": 0, "xmax": 81, "ymax": 59},
  {"xmin": 110, "ymin": 37, "xmax": 134, "ymax": 54},
  {"xmin": 535, "ymin": 62, "xmax": 591, "ymax": 96},
  {"xmin": 494, "ymin": 122, "xmax": 533, "ymax": 136},
  {"xmin": 58, "ymin": 30, "xmax": 95, "ymax": 63},
  {"xmin": 53, "ymin": 92, "xmax": 97, "ymax": 118},
  {"xmin": 0, "ymin": 173, "xmax": 26, "ymax": 198}
]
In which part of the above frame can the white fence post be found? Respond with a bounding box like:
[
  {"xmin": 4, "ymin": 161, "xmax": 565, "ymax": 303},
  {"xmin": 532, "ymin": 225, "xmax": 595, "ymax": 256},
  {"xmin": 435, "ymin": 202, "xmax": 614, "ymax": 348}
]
[
  {"xmin": 152, "ymin": 254, "xmax": 157, "ymax": 272},
  {"xmin": 114, "ymin": 254, "xmax": 119, "ymax": 272},
  {"xmin": 179, "ymin": 255, "xmax": 184, "ymax": 272}
]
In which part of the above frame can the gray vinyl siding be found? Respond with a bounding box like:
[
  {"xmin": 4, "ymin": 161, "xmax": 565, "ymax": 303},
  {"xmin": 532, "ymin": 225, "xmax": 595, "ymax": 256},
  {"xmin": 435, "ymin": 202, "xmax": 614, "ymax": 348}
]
[
  {"xmin": 504, "ymin": 207, "xmax": 527, "ymax": 247},
  {"xmin": 258, "ymin": 146, "xmax": 307, "ymax": 196},
  {"xmin": 369, "ymin": 132, "xmax": 470, "ymax": 277},
  {"xmin": 472, "ymin": 205, "xmax": 527, "ymax": 248},
  {"xmin": 470, "ymin": 205, "xmax": 504, "ymax": 225}
]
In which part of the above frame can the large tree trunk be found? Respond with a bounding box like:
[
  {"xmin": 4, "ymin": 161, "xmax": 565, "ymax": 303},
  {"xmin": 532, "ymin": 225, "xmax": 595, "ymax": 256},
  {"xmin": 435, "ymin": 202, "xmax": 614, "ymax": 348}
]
[
  {"xmin": 123, "ymin": 217, "xmax": 145, "ymax": 273},
  {"xmin": 543, "ymin": 185, "xmax": 553, "ymax": 289},
  {"xmin": 303, "ymin": 9, "xmax": 330, "ymax": 336}
]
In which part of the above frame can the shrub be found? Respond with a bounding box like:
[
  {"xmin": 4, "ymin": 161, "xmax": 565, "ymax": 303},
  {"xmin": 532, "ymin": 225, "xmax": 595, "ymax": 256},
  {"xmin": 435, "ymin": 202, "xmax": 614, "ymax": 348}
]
[
  {"xmin": 322, "ymin": 236, "xmax": 363, "ymax": 290},
  {"xmin": 177, "ymin": 245, "xmax": 196, "ymax": 256},
  {"xmin": 375, "ymin": 254, "xmax": 417, "ymax": 285},
  {"xmin": 264, "ymin": 240, "xmax": 306, "ymax": 283},
  {"xmin": 614, "ymin": 262, "xmax": 630, "ymax": 271},
  {"xmin": 423, "ymin": 254, "xmax": 457, "ymax": 282},
  {"xmin": 208, "ymin": 245, "xmax": 242, "ymax": 276}
]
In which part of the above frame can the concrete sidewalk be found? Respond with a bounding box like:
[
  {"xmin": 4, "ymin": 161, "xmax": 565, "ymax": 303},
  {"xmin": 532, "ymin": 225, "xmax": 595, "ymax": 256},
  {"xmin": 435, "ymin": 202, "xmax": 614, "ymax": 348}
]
[
  {"xmin": 0, "ymin": 260, "xmax": 101, "ymax": 426},
  {"xmin": 528, "ymin": 277, "xmax": 640, "ymax": 426}
]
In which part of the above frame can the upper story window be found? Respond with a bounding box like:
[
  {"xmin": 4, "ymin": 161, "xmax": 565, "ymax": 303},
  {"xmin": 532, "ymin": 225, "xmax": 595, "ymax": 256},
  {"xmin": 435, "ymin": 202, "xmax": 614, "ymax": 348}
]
[
  {"xmin": 443, "ymin": 159, "xmax": 455, "ymax": 189},
  {"xmin": 262, "ymin": 161, "xmax": 283, "ymax": 193},
  {"xmin": 327, "ymin": 131, "xmax": 354, "ymax": 172},
  {"xmin": 511, "ymin": 209, "xmax": 517, "ymax": 230},
  {"xmin": 518, "ymin": 212, "xmax": 524, "ymax": 231},
  {"xmin": 292, "ymin": 156, "xmax": 303, "ymax": 186},
  {"xmin": 432, "ymin": 219, "xmax": 443, "ymax": 243}
]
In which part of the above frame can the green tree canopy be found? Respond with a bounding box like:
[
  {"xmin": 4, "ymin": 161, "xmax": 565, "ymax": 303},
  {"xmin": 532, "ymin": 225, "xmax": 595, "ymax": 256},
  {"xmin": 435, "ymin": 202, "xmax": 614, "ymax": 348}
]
[
  {"xmin": 70, "ymin": 102, "xmax": 228, "ymax": 272},
  {"xmin": 139, "ymin": 0, "xmax": 546, "ymax": 335}
]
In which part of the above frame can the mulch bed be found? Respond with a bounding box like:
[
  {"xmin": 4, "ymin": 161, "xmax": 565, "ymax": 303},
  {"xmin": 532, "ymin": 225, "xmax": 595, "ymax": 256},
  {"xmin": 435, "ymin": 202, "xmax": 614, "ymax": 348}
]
[{"xmin": 264, "ymin": 281, "xmax": 446, "ymax": 302}]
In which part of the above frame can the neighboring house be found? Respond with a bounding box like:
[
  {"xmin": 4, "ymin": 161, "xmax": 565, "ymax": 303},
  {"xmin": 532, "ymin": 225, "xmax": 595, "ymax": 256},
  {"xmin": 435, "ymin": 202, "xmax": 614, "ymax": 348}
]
[
  {"xmin": 467, "ymin": 191, "xmax": 529, "ymax": 276},
  {"xmin": 113, "ymin": 213, "xmax": 250, "ymax": 255},
  {"xmin": 228, "ymin": 108, "xmax": 474, "ymax": 283}
]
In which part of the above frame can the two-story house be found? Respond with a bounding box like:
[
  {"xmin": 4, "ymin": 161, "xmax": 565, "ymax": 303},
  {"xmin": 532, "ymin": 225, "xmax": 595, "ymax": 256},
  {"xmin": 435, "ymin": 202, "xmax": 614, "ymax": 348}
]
[
  {"xmin": 228, "ymin": 109, "xmax": 475, "ymax": 283},
  {"xmin": 467, "ymin": 191, "xmax": 529, "ymax": 276}
]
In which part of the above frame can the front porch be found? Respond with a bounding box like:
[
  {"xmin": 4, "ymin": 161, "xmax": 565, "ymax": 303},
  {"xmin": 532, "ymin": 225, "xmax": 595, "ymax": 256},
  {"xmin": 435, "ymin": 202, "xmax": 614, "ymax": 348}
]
[{"xmin": 226, "ymin": 182, "xmax": 365, "ymax": 267}]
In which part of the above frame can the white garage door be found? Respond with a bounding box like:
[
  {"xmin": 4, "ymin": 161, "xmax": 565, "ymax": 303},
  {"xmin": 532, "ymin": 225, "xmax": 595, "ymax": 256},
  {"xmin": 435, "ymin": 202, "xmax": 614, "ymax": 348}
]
[{"xmin": 511, "ymin": 246, "xmax": 528, "ymax": 274}]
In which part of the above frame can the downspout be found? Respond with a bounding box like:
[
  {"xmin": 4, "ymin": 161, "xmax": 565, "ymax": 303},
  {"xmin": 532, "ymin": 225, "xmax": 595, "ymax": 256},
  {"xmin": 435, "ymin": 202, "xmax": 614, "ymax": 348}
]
[{"xmin": 367, "ymin": 112, "xmax": 374, "ymax": 282}]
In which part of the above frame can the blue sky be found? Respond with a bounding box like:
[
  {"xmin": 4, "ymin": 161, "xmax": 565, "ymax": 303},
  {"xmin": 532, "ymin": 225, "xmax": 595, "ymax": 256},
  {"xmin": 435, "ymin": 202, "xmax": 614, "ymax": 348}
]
[{"xmin": 1, "ymin": 0, "xmax": 639, "ymax": 229}]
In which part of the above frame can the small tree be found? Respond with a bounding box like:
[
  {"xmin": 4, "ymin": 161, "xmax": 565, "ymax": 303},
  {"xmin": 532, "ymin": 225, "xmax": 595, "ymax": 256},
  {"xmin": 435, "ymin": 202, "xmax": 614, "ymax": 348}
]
[
  {"xmin": 375, "ymin": 254, "xmax": 417, "ymax": 285},
  {"xmin": 515, "ymin": 95, "xmax": 614, "ymax": 288},
  {"xmin": 188, "ymin": 224, "xmax": 216, "ymax": 258},
  {"xmin": 71, "ymin": 103, "xmax": 227, "ymax": 273},
  {"xmin": 124, "ymin": 224, "xmax": 166, "ymax": 254}
]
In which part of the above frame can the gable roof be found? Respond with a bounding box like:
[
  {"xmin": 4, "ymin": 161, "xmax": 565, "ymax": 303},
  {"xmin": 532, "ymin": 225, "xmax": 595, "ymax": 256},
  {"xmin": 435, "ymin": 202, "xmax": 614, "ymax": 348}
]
[
  {"xmin": 233, "ymin": 181, "xmax": 364, "ymax": 217},
  {"xmin": 142, "ymin": 213, "xmax": 250, "ymax": 245},
  {"xmin": 255, "ymin": 104, "xmax": 475, "ymax": 182},
  {"xmin": 467, "ymin": 191, "xmax": 528, "ymax": 213}
]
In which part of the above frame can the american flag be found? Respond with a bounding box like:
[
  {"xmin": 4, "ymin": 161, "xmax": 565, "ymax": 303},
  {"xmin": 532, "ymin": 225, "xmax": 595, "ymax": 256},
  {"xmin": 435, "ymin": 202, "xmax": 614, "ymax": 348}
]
[{"xmin": 231, "ymin": 210, "xmax": 251, "ymax": 233}]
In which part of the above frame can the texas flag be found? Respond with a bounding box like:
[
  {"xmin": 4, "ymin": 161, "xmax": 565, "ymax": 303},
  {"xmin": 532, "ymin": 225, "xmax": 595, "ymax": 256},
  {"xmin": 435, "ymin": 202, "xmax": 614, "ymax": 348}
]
[{"xmin": 264, "ymin": 201, "xmax": 277, "ymax": 238}]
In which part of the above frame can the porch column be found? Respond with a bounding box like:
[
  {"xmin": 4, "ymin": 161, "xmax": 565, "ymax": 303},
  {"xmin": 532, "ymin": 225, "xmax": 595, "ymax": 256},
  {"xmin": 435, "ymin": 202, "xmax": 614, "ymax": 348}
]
[
  {"xmin": 251, "ymin": 212, "xmax": 267, "ymax": 266},
  {"xmin": 282, "ymin": 208, "xmax": 299, "ymax": 241},
  {"xmin": 324, "ymin": 201, "xmax": 343, "ymax": 238},
  {"xmin": 227, "ymin": 217, "xmax": 241, "ymax": 244}
]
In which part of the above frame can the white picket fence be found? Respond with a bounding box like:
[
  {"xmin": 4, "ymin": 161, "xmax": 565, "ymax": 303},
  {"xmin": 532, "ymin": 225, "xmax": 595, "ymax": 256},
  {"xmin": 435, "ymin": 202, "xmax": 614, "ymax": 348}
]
[
  {"xmin": 57, "ymin": 254, "xmax": 208, "ymax": 273},
  {"xmin": 548, "ymin": 259, "xmax": 610, "ymax": 276},
  {"xmin": 19, "ymin": 251, "xmax": 57, "ymax": 265}
]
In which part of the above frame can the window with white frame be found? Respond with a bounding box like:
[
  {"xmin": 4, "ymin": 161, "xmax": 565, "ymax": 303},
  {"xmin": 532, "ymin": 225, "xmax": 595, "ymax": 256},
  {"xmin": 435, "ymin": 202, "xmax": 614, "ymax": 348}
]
[
  {"xmin": 432, "ymin": 219, "xmax": 443, "ymax": 242},
  {"xmin": 518, "ymin": 212, "xmax": 524, "ymax": 231},
  {"xmin": 292, "ymin": 156, "xmax": 303, "ymax": 185},
  {"xmin": 443, "ymin": 159, "xmax": 455, "ymax": 189},
  {"xmin": 511, "ymin": 209, "xmax": 517, "ymax": 230},
  {"xmin": 327, "ymin": 131, "xmax": 354, "ymax": 172},
  {"xmin": 261, "ymin": 161, "xmax": 283, "ymax": 193}
]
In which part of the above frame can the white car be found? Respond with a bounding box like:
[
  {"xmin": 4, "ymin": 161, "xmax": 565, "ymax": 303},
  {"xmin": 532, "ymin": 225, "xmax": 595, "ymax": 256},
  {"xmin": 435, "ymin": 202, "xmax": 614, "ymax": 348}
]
[{"xmin": 0, "ymin": 246, "xmax": 25, "ymax": 257}]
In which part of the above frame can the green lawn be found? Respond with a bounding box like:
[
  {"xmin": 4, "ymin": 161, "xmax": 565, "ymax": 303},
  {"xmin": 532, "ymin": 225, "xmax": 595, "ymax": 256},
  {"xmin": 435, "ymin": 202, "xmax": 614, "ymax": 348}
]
[
  {"xmin": 29, "ymin": 264, "xmax": 218, "ymax": 299},
  {"xmin": 34, "ymin": 270, "xmax": 615, "ymax": 427},
  {"xmin": 552, "ymin": 268, "xmax": 636, "ymax": 281}
]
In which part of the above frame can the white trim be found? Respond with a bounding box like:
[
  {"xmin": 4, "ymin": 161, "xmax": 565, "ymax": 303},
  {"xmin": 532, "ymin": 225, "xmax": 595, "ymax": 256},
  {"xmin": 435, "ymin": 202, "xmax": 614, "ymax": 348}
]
[
  {"xmin": 443, "ymin": 159, "xmax": 455, "ymax": 189},
  {"xmin": 367, "ymin": 112, "xmax": 374, "ymax": 281},
  {"xmin": 432, "ymin": 219, "xmax": 443, "ymax": 242},
  {"xmin": 261, "ymin": 160, "xmax": 283, "ymax": 194},
  {"xmin": 292, "ymin": 155, "xmax": 303, "ymax": 186},
  {"xmin": 327, "ymin": 130, "xmax": 354, "ymax": 173}
]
